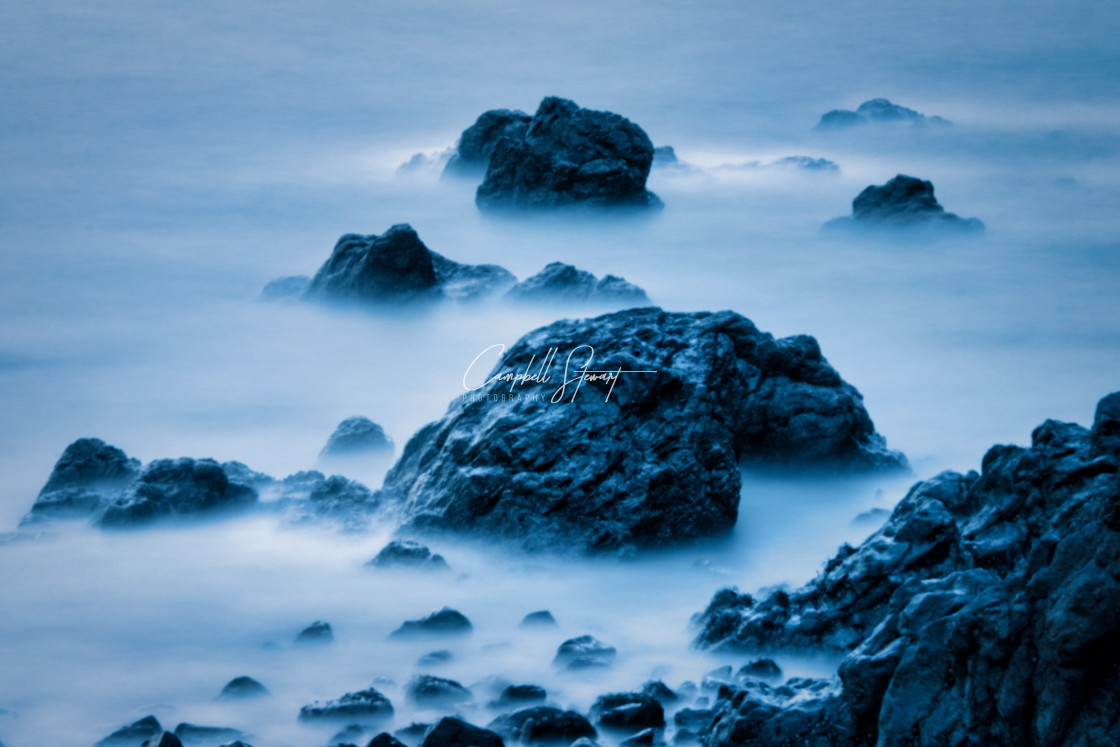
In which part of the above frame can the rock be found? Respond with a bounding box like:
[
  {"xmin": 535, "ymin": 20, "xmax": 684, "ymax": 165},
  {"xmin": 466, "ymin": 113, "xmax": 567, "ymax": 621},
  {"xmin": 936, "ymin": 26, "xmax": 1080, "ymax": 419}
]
[
  {"xmin": 851, "ymin": 507, "xmax": 890, "ymax": 527},
  {"xmin": 259, "ymin": 275, "xmax": 310, "ymax": 301},
  {"xmin": 299, "ymin": 687, "xmax": 394, "ymax": 722},
  {"xmin": 420, "ymin": 717, "xmax": 504, "ymax": 747},
  {"xmin": 697, "ymin": 393, "xmax": 1120, "ymax": 747},
  {"xmin": 1091, "ymin": 391, "xmax": 1120, "ymax": 457},
  {"xmin": 218, "ymin": 742, "xmax": 252, "ymax": 747},
  {"xmin": 382, "ymin": 308, "xmax": 906, "ymax": 553},
  {"xmin": 619, "ymin": 728, "xmax": 659, "ymax": 747},
  {"xmin": 97, "ymin": 458, "xmax": 258, "ymax": 527},
  {"xmin": 591, "ymin": 692, "xmax": 665, "ymax": 732},
  {"xmin": 407, "ymin": 675, "xmax": 473, "ymax": 708},
  {"xmin": 518, "ymin": 610, "xmax": 557, "ymax": 628},
  {"xmin": 321, "ymin": 417, "xmax": 394, "ymax": 459},
  {"xmin": 141, "ymin": 734, "xmax": 183, "ymax": 747},
  {"xmin": 429, "ymin": 251, "xmax": 517, "ymax": 303},
  {"xmin": 443, "ymin": 109, "xmax": 532, "ymax": 178},
  {"xmin": 772, "ymin": 156, "xmax": 838, "ymax": 171},
  {"xmin": 737, "ymin": 659, "xmax": 782, "ymax": 681},
  {"xmin": 217, "ymin": 675, "xmax": 269, "ymax": 700},
  {"xmin": 368, "ymin": 540, "xmax": 449, "ymax": 571},
  {"xmin": 367, "ymin": 733, "xmax": 408, "ymax": 747},
  {"xmin": 504, "ymin": 263, "xmax": 651, "ymax": 307},
  {"xmin": 493, "ymin": 684, "xmax": 547, "ymax": 707},
  {"xmin": 475, "ymin": 97, "xmax": 661, "ymax": 211},
  {"xmin": 24, "ymin": 438, "xmax": 141, "ymax": 524},
  {"xmin": 825, "ymin": 174, "xmax": 984, "ymax": 232},
  {"xmin": 305, "ymin": 475, "xmax": 381, "ymax": 526},
  {"xmin": 553, "ymin": 635, "xmax": 616, "ymax": 670},
  {"xmin": 418, "ymin": 650, "xmax": 453, "ymax": 666},
  {"xmin": 220, "ymin": 461, "xmax": 273, "ymax": 489},
  {"xmin": 331, "ymin": 725, "xmax": 367, "ymax": 745},
  {"xmin": 296, "ymin": 620, "xmax": 333, "ymax": 644},
  {"xmin": 816, "ymin": 98, "xmax": 951, "ymax": 130},
  {"xmin": 305, "ymin": 225, "xmax": 443, "ymax": 305},
  {"xmin": 97, "ymin": 715, "xmax": 163, "ymax": 746},
  {"xmin": 390, "ymin": 607, "xmax": 473, "ymax": 638},
  {"xmin": 652, "ymin": 146, "xmax": 678, "ymax": 166},
  {"xmin": 672, "ymin": 709, "xmax": 716, "ymax": 731},
  {"xmin": 398, "ymin": 149, "xmax": 453, "ymax": 176},
  {"xmin": 487, "ymin": 706, "xmax": 596, "ymax": 745},
  {"xmin": 570, "ymin": 740, "xmax": 603, "ymax": 747},
  {"xmin": 639, "ymin": 681, "xmax": 679, "ymax": 705},
  {"xmin": 173, "ymin": 723, "xmax": 242, "ymax": 744},
  {"xmin": 394, "ymin": 723, "xmax": 432, "ymax": 745}
]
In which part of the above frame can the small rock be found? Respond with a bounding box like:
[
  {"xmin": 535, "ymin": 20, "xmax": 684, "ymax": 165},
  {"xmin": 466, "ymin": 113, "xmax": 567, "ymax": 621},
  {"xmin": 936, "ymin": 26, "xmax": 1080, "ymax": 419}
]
[
  {"xmin": 816, "ymin": 99, "xmax": 951, "ymax": 130},
  {"xmin": 367, "ymin": 733, "xmax": 409, "ymax": 747},
  {"xmin": 299, "ymin": 687, "xmax": 394, "ymax": 722},
  {"xmin": 331, "ymin": 725, "xmax": 367, "ymax": 745},
  {"xmin": 296, "ymin": 620, "xmax": 333, "ymax": 644},
  {"xmin": 640, "ymin": 681, "xmax": 678, "ymax": 705},
  {"xmin": 504, "ymin": 263, "xmax": 650, "ymax": 307},
  {"xmin": 305, "ymin": 225, "xmax": 443, "ymax": 305},
  {"xmin": 368, "ymin": 540, "xmax": 450, "ymax": 571},
  {"xmin": 407, "ymin": 675, "xmax": 473, "ymax": 708},
  {"xmin": 487, "ymin": 706, "xmax": 596, "ymax": 744},
  {"xmin": 493, "ymin": 684, "xmax": 547, "ymax": 708},
  {"xmin": 420, "ymin": 717, "xmax": 504, "ymax": 747},
  {"xmin": 518, "ymin": 611, "xmax": 557, "ymax": 629},
  {"xmin": 737, "ymin": 659, "xmax": 782, "ymax": 681},
  {"xmin": 429, "ymin": 251, "xmax": 517, "ymax": 303},
  {"xmin": 394, "ymin": 723, "xmax": 432, "ymax": 746},
  {"xmin": 418, "ymin": 650, "xmax": 453, "ymax": 666},
  {"xmin": 553, "ymin": 635, "xmax": 616, "ymax": 670},
  {"xmin": 97, "ymin": 716, "xmax": 163, "ymax": 746},
  {"xmin": 173, "ymin": 723, "xmax": 242, "ymax": 744},
  {"xmin": 672, "ymin": 709, "xmax": 716, "ymax": 731},
  {"xmin": 217, "ymin": 675, "xmax": 269, "ymax": 700},
  {"xmin": 826, "ymin": 174, "xmax": 983, "ymax": 232},
  {"xmin": 321, "ymin": 417, "xmax": 394, "ymax": 459},
  {"xmin": 591, "ymin": 693, "xmax": 665, "ymax": 732},
  {"xmin": 390, "ymin": 608, "xmax": 472, "ymax": 638},
  {"xmin": 259, "ymin": 275, "xmax": 310, "ymax": 301}
]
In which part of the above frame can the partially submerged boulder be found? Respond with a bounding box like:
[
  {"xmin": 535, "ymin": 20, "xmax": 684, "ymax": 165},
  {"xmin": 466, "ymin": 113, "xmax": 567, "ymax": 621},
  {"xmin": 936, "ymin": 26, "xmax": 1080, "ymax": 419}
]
[
  {"xmin": 443, "ymin": 109, "xmax": 532, "ymax": 178},
  {"xmin": 304, "ymin": 225, "xmax": 443, "ymax": 305},
  {"xmin": 390, "ymin": 607, "xmax": 473, "ymax": 638},
  {"xmin": 826, "ymin": 174, "xmax": 984, "ymax": 232},
  {"xmin": 299, "ymin": 687, "xmax": 394, "ymax": 722},
  {"xmin": 476, "ymin": 97, "xmax": 661, "ymax": 211},
  {"xmin": 97, "ymin": 715, "xmax": 163, "ymax": 746},
  {"xmin": 816, "ymin": 99, "xmax": 950, "ymax": 130},
  {"xmin": 430, "ymin": 251, "xmax": 517, "ymax": 303},
  {"xmin": 554, "ymin": 635, "xmax": 616, "ymax": 670},
  {"xmin": 382, "ymin": 308, "xmax": 905, "ymax": 553},
  {"xmin": 217, "ymin": 676, "xmax": 269, "ymax": 700},
  {"xmin": 321, "ymin": 417, "xmax": 394, "ymax": 459},
  {"xmin": 295, "ymin": 620, "xmax": 333, "ymax": 644},
  {"xmin": 98, "ymin": 458, "xmax": 257, "ymax": 527},
  {"xmin": 487, "ymin": 706, "xmax": 596, "ymax": 745},
  {"xmin": 407, "ymin": 675, "xmax": 473, "ymax": 708},
  {"xmin": 367, "ymin": 540, "xmax": 449, "ymax": 571},
  {"xmin": 421, "ymin": 718, "xmax": 504, "ymax": 747},
  {"xmin": 23, "ymin": 437, "xmax": 140, "ymax": 524},
  {"xmin": 504, "ymin": 263, "xmax": 651, "ymax": 307}
]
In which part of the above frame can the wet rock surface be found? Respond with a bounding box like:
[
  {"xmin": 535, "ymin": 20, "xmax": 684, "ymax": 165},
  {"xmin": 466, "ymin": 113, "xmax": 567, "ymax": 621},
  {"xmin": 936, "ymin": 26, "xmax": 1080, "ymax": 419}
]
[
  {"xmin": 694, "ymin": 393, "xmax": 1120, "ymax": 747},
  {"xmin": 382, "ymin": 308, "xmax": 906, "ymax": 553},
  {"xmin": 299, "ymin": 686, "xmax": 394, "ymax": 722},
  {"xmin": 443, "ymin": 109, "xmax": 532, "ymax": 178},
  {"xmin": 487, "ymin": 706, "xmax": 596, "ymax": 745},
  {"xmin": 826, "ymin": 174, "xmax": 984, "ymax": 232}
]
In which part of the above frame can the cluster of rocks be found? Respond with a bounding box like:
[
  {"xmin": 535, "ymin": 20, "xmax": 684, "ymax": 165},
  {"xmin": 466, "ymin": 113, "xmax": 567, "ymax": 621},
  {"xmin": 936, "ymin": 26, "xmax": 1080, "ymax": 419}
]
[
  {"xmin": 692, "ymin": 392, "xmax": 1120, "ymax": 747},
  {"xmin": 381, "ymin": 307, "xmax": 907, "ymax": 554},
  {"xmin": 825, "ymin": 174, "xmax": 985, "ymax": 233},
  {"xmin": 816, "ymin": 98, "xmax": 951, "ymax": 131}
]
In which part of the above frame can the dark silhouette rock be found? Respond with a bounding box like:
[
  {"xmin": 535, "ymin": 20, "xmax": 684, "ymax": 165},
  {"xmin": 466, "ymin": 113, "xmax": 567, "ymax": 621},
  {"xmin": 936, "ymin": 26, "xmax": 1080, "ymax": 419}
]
[
  {"xmin": 259, "ymin": 275, "xmax": 310, "ymax": 301},
  {"xmin": 97, "ymin": 715, "xmax": 163, "ymax": 746},
  {"xmin": 696, "ymin": 393, "xmax": 1120, "ymax": 747},
  {"xmin": 487, "ymin": 706, "xmax": 596, "ymax": 745},
  {"xmin": 429, "ymin": 251, "xmax": 517, "ymax": 303},
  {"xmin": 97, "ymin": 458, "xmax": 257, "ymax": 527},
  {"xmin": 321, "ymin": 417, "xmax": 394, "ymax": 459},
  {"xmin": 382, "ymin": 308, "xmax": 906, "ymax": 553},
  {"xmin": 504, "ymin": 263, "xmax": 651, "ymax": 307},
  {"xmin": 444, "ymin": 109, "xmax": 532, "ymax": 178},
  {"xmin": 141, "ymin": 734, "xmax": 183, "ymax": 747},
  {"xmin": 553, "ymin": 635, "xmax": 616, "ymax": 670},
  {"xmin": 591, "ymin": 692, "xmax": 665, "ymax": 732},
  {"xmin": 672, "ymin": 709, "xmax": 716, "ymax": 732},
  {"xmin": 493, "ymin": 684, "xmax": 547, "ymax": 708},
  {"xmin": 368, "ymin": 540, "xmax": 449, "ymax": 571},
  {"xmin": 1091, "ymin": 391, "xmax": 1120, "ymax": 457},
  {"xmin": 367, "ymin": 733, "xmax": 408, "ymax": 747},
  {"xmin": 299, "ymin": 687, "xmax": 394, "ymax": 722},
  {"xmin": 305, "ymin": 475, "xmax": 381, "ymax": 525},
  {"xmin": 173, "ymin": 723, "xmax": 242, "ymax": 744},
  {"xmin": 826, "ymin": 174, "xmax": 984, "ymax": 232},
  {"xmin": 737, "ymin": 658, "xmax": 782, "ymax": 681},
  {"xmin": 421, "ymin": 717, "xmax": 503, "ymax": 747},
  {"xmin": 217, "ymin": 675, "xmax": 269, "ymax": 700},
  {"xmin": 475, "ymin": 97, "xmax": 661, "ymax": 211},
  {"xmin": 619, "ymin": 729, "xmax": 659, "ymax": 747},
  {"xmin": 407, "ymin": 675, "xmax": 473, "ymax": 708},
  {"xmin": 296, "ymin": 620, "xmax": 333, "ymax": 644},
  {"xmin": 518, "ymin": 610, "xmax": 557, "ymax": 629},
  {"xmin": 305, "ymin": 225, "xmax": 443, "ymax": 305},
  {"xmin": 816, "ymin": 99, "xmax": 951, "ymax": 130},
  {"xmin": 24, "ymin": 438, "xmax": 140, "ymax": 524},
  {"xmin": 394, "ymin": 723, "xmax": 432, "ymax": 745},
  {"xmin": 639, "ymin": 681, "xmax": 678, "ymax": 705},
  {"xmin": 390, "ymin": 607, "xmax": 473, "ymax": 638}
]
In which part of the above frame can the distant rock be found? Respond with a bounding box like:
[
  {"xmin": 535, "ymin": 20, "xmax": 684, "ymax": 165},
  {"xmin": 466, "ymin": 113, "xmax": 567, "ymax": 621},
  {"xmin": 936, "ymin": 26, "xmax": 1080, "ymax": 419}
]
[
  {"xmin": 772, "ymin": 156, "xmax": 838, "ymax": 172},
  {"xmin": 272, "ymin": 470, "xmax": 382, "ymax": 530},
  {"xmin": 418, "ymin": 650, "xmax": 453, "ymax": 666},
  {"xmin": 398, "ymin": 148, "xmax": 453, "ymax": 176},
  {"xmin": 475, "ymin": 97, "xmax": 661, "ymax": 211},
  {"xmin": 444, "ymin": 109, "xmax": 532, "ymax": 178},
  {"xmin": 259, "ymin": 275, "xmax": 310, "ymax": 301},
  {"xmin": 430, "ymin": 251, "xmax": 517, "ymax": 303},
  {"xmin": 407, "ymin": 675, "xmax": 473, "ymax": 708},
  {"xmin": 142, "ymin": 734, "xmax": 183, "ymax": 747},
  {"xmin": 488, "ymin": 706, "xmax": 596, "ymax": 745},
  {"xmin": 23, "ymin": 438, "xmax": 140, "ymax": 524},
  {"xmin": 652, "ymin": 146, "xmax": 678, "ymax": 166},
  {"xmin": 420, "ymin": 718, "xmax": 504, "ymax": 747},
  {"xmin": 851, "ymin": 507, "xmax": 890, "ymax": 527},
  {"xmin": 591, "ymin": 692, "xmax": 665, "ymax": 732},
  {"xmin": 296, "ymin": 620, "xmax": 333, "ymax": 644},
  {"xmin": 816, "ymin": 98, "xmax": 951, "ymax": 130},
  {"xmin": 217, "ymin": 676, "xmax": 269, "ymax": 700},
  {"xmin": 321, "ymin": 417, "xmax": 395, "ymax": 459},
  {"xmin": 504, "ymin": 263, "xmax": 651, "ymax": 307},
  {"xmin": 368, "ymin": 540, "xmax": 449, "ymax": 571},
  {"xmin": 737, "ymin": 658, "xmax": 782, "ymax": 681},
  {"xmin": 553, "ymin": 635, "xmax": 616, "ymax": 670},
  {"xmin": 97, "ymin": 458, "xmax": 257, "ymax": 527},
  {"xmin": 390, "ymin": 607, "xmax": 473, "ymax": 638},
  {"xmin": 493, "ymin": 684, "xmax": 548, "ymax": 708},
  {"xmin": 518, "ymin": 610, "xmax": 557, "ymax": 629},
  {"xmin": 173, "ymin": 723, "xmax": 242, "ymax": 744},
  {"xmin": 97, "ymin": 715, "xmax": 163, "ymax": 746},
  {"xmin": 825, "ymin": 174, "xmax": 984, "ymax": 232},
  {"xmin": 367, "ymin": 733, "xmax": 408, "ymax": 747},
  {"xmin": 382, "ymin": 308, "xmax": 906, "ymax": 554},
  {"xmin": 304, "ymin": 225, "xmax": 443, "ymax": 305},
  {"xmin": 696, "ymin": 393, "xmax": 1120, "ymax": 747},
  {"xmin": 299, "ymin": 687, "xmax": 394, "ymax": 722}
]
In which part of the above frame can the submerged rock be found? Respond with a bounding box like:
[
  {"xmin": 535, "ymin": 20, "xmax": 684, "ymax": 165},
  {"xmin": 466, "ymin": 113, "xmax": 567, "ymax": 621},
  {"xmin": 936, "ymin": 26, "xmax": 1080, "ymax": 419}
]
[
  {"xmin": 305, "ymin": 225, "xmax": 443, "ymax": 305},
  {"xmin": 390, "ymin": 607, "xmax": 473, "ymax": 638},
  {"xmin": 518, "ymin": 610, "xmax": 558, "ymax": 629},
  {"xmin": 826, "ymin": 174, "xmax": 984, "ymax": 232},
  {"xmin": 382, "ymin": 308, "xmax": 905, "ymax": 553},
  {"xmin": 299, "ymin": 687, "xmax": 394, "ymax": 722},
  {"xmin": 493, "ymin": 684, "xmax": 548, "ymax": 708},
  {"xmin": 591, "ymin": 692, "xmax": 665, "ymax": 732},
  {"xmin": 368, "ymin": 540, "xmax": 449, "ymax": 571},
  {"xmin": 696, "ymin": 392, "xmax": 1120, "ymax": 747},
  {"xmin": 296, "ymin": 620, "xmax": 334, "ymax": 644},
  {"xmin": 321, "ymin": 417, "xmax": 394, "ymax": 459},
  {"xmin": 259, "ymin": 275, "xmax": 310, "ymax": 301},
  {"xmin": 421, "ymin": 718, "xmax": 504, "ymax": 747},
  {"xmin": 217, "ymin": 676, "xmax": 269, "ymax": 700},
  {"xmin": 97, "ymin": 458, "xmax": 257, "ymax": 527},
  {"xmin": 476, "ymin": 97, "xmax": 661, "ymax": 211},
  {"xmin": 97, "ymin": 715, "xmax": 163, "ymax": 746},
  {"xmin": 429, "ymin": 251, "xmax": 517, "ymax": 303},
  {"xmin": 504, "ymin": 263, "xmax": 651, "ymax": 307},
  {"xmin": 24, "ymin": 438, "xmax": 141, "ymax": 524},
  {"xmin": 816, "ymin": 99, "xmax": 951, "ymax": 130},
  {"xmin": 407, "ymin": 675, "xmax": 473, "ymax": 708},
  {"xmin": 554, "ymin": 635, "xmax": 616, "ymax": 670},
  {"xmin": 173, "ymin": 723, "xmax": 242, "ymax": 744},
  {"xmin": 487, "ymin": 706, "xmax": 596, "ymax": 745},
  {"xmin": 444, "ymin": 109, "xmax": 532, "ymax": 178}
]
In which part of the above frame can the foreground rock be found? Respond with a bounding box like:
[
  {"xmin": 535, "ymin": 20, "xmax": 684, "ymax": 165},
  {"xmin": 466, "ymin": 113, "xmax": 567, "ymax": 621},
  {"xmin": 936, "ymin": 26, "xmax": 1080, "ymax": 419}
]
[
  {"xmin": 97, "ymin": 716, "xmax": 163, "ymax": 746},
  {"xmin": 23, "ymin": 437, "xmax": 140, "ymax": 524},
  {"xmin": 476, "ymin": 97, "xmax": 661, "ymax": 211},
  {"xmin": 443, "ymin": 109, "xmax": 532, "ymax": 178},
  {"xmin": 488, "ymin": 706, "xmax": 596, "ymax": 744},
  {"xmin": 299, "ymin": 687, "xmax": 394, "ymax": 722},
  {"xmin": 826, "ymin": 174, "xmax": 984, "ymax": 233},
  {"xmin": 382, "ymin": 308, "xmax": 906, "ymax": 553},
  {"xmin": 368, "ymin": 540, "xmax": 449, "ymax": 571},
  {"xmin": 504, "ymin": 263, "xmax": 651, "ymax": 307},
  {"xmin": 321, "ymin": 417, "xmax": 394, "ymax": 459},
  {"xmin": 98, "ymin": 458, "xmax": 258, "ymax": 527},
  {"xmin": 421, "ymin": 718, "xmax": 504, "ymax": 747},
  {"xmin": 694, "ymin": 392, "xmax": 1120, "ymax": 747},
  {"xmin": 816, "ymin": 98, "xmax": 950, "ymax": 130}
]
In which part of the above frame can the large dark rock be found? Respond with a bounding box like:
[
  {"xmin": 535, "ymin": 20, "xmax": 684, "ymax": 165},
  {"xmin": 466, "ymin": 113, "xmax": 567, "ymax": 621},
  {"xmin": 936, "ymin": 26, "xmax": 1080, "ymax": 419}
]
[
  {"xmin": 816, "ymin": 99, "xmax": 950, "ymax": 130},
  {"xmin": 695, "ymin": 393, "xmax": 1120, "ymax": 747},
  {"xmin": 444, "ymin": 109, "xmax": 532, "ymax": 178},
  {"xmin": 591, "ymin": 693, "xmax": 665, "ymax": 732},
  {"xmin": 24, "ymin": 438, "xmax": 141, "ymax": 524},
  {"xmin": 217, "ymin": 675, "xmax": 269, "ymax": 700},
  {"xmin": 475, "ymin": 97, "xmax": 661, "ymax": 210},
  {"xmin": 407, "ymin": 675, "xmax": 473, "ymax": 708},
  {"xmin": 321, "ymin": 417, "xmax": 394, "ymax": 459},
  {"xmin": 367, "ymin": 540, "xmax": 449, "ymax": 571},
  {"xmin": 826, "ymin": 174, "xmax": 984, "ymax": 232},
  {"xmin": 97, "ymin": 458, "xmax": 257, "ymax": 527},
  {"xmin": 390, "ymin": 607, "xmax": 473, "ymax": 638},
  {"xmin": 487, "ymin": 706, "xmax": 596, "ymax": 745},
  {"xmin": 142, "ymin": 734, "xmax": 183, "ymax": 747},
  {"xmin": 299, "ymin": 687, "xmax": 394, "ymax": 722},
  {"xmin": 382, "ymin": 308, "xmax": 906, "ymax": 553},
  {"xmin": 97, "ymin": 715, "xmax": 163, "ymax": 746},
  {"xmin": 305, "ymin": 225, "xmax": 443, "ymax": 305},
  {"xmin": 504, "ymin": 263, "xmax": 651, "ymax": 307},
  {"xmin": 421, "ymin": 718, "xmax": 504, "ymax": 747}
]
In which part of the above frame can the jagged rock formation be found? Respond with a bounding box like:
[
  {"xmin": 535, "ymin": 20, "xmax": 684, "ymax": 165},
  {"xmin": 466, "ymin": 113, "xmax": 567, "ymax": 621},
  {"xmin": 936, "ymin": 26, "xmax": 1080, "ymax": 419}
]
[
  {"xmin": 443, "ymin": 109, "xmax": 532, "ymax": 178},
  {"xmin": 504, "ymin": 262, "xmax": 650, "ymax": 307},
  {"xmin": 22, "ymin": 437, "xmax": 140, "ymax": 524},
  {"xmin": 826, "ymin": 174, "xmax": 984, "ymax": 232},
  {"xmin": 816, "ymin": 99, "xmax": 951, "ymax": 130}
]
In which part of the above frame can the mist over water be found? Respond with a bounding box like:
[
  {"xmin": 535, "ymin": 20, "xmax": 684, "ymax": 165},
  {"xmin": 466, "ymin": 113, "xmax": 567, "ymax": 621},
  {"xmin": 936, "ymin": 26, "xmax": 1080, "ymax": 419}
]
[{"xmin": 2, "ymin": 0, "xmax": 1119, "ymax": 744}]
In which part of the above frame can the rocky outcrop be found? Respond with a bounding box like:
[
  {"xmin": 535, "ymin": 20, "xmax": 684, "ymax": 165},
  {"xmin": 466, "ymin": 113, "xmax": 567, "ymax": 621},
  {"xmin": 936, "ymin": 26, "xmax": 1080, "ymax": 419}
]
[
  {"xmin": 475, "ymin": 97, "xmax": 661, "ymax": 211},
  {"xmin": 826, "ymin": 174, "xmax": 984, "ymax": 232},
  {"xmin": 97, "ymin": 716, "xmax": 164, "ymax": 746},
  {"xmin": 504, "ymin": 263, "xmax": 651, "ymax": 307},
  {"xmin": 382, "ymin": 308, "xmax": 906, "ymax": 553},
  {"xmin": 305, "ymin": 225, "xmax": 443, "ymax": 305},
  {"xmin": 554, "ymin": 635, "xmax": 617, "ymax": 670},
  {"xmin": 443, "ymin": 109, "xmax": 532, "ymax": 178},
  {"xmin": 367, "ymin": 540, "xmax": 449, "ymax": 570},
  {"xmin": 321, "ymin": 417, "xmax": 394, "ymax": 459},
  {"xmin": 429, "ymin": 251, "xmax": 517, "ymax": 303},
  {"xmin": 98, "ymin": 458, "xmax": 257, "ymax": 527},
  {"xmin": 816, "ymin": 99, "xmax": 951, "ymax": 130},
  {"xmin": 23, "ymin": 438, "xmax": 140, "ymax": 524},
  {"xmin": 694, "ymin": 392, "xmax": 1120, "ymax": 747},
  {"xmin": 299, "ymin": 687, "xmax": 394, "ymax": 722}
]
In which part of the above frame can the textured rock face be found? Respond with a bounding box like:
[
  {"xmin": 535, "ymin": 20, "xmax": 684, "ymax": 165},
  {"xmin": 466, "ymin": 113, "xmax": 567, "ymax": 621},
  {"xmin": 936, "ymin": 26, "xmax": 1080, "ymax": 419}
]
[
  {"xmin": 421, "ymin": 717, "xmax": 504, "ymax": 747},
  {"xmin": 368, "ymin": 539, "xmax": 449, "ymax": 570},
  {"xmin": 305, "ymin": 225, "xmax": 442, "ymax": 305},
  {"xmin": 298, "ymin": 686, "xmax": 394, "ymax": 722},
  {"xmin": 429, "ymin": 251, "xmax": 517, "ymax": 303},
  {"xmin": 828, "ymin": 174, "xmax": 984, "ymax": 232},
  {"xmin": 23, "ymin": 438, "xmax": 141, "ymax": 524},
  {"xmin": 476, "ymin": 97, "xmax": 661, "ymax": 210},
  {"xmin": 321, "ymin": 416, "xmax": 394, "ymax": 458},
  {"xmin": 381, "ymin": 308, "xmax": 905, "ymax": 553},
  {"xmin": 504, "ymin": 263, "xmax": 651, "ymax": 307},
  {"xmin": 488, "ymin": 706, "xmax": 597, "ymax": 745},
  {"xmin": 443, "ymin": 109, "xmax": 532, "ymax": 178},
  {"xmin": 695, "ymin": 393, "xmax": 1120, "ymax": 747},
  {"xmin": 98, "ymin": 458, "xmax": 258, "ymax": 527},
  {"xmin": 816, "ymin": 98, "xmax": 950, "ymax": 130}
]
